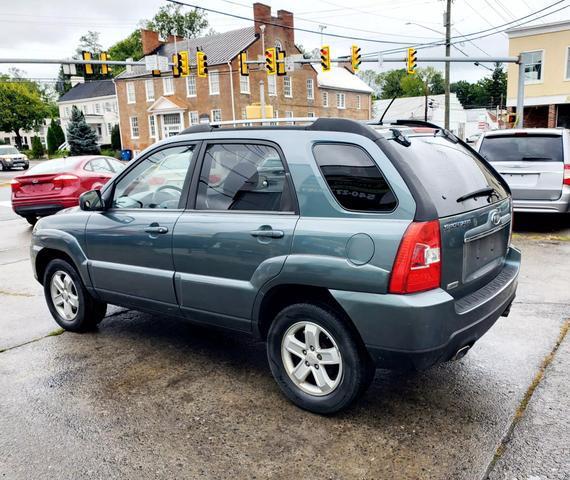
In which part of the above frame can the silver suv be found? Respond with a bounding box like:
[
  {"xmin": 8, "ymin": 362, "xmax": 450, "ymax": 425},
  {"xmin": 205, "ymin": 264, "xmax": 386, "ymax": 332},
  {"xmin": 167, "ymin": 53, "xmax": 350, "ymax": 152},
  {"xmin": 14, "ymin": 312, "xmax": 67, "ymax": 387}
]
[{"xmin": 476, "ymin": 128, "xmax": 570, "ymax": 214}]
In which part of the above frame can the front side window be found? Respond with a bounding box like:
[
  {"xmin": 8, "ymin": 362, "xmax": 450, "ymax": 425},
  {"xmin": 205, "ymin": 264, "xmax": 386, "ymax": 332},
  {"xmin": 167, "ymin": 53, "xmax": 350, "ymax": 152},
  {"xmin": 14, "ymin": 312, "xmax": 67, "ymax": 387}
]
[
  {"xmin": 163, "ymin": 77, "xmax": 174, "ymax": 95},
  {"xmin": 306, "ymin": 79, "xmax": 314, "ymax": 100},
  {"xmin": 187, "ymin": 74, "xmax": 197, "ymax": 96},
  {"xmin": 209, "ymin": 71, "xmax": 220, "ymax": 95},
  {"xmin": 145, "ymin": 79, "xmax": 155, "ymax": 101},
  {"xmin": 522, "ymin": 50, "xmax": 543, "ymax": 82},
  {"xmin": 313, "ymin": 143, "xmax": 397, "ymax": 212},
  {"xmin": 284, "ymin": 76, "xmax": 292, "ymax": 98},
  {"xmin": 196, "ymin": 143, "xmax": 288, "ymax": 212},
  {"xmin": 112, "ymin": 145, "xmax": 195, "ymax": 209},
  {"xmin": 126, "ymin": 82, "xmax": 136, "ymax": 103}
]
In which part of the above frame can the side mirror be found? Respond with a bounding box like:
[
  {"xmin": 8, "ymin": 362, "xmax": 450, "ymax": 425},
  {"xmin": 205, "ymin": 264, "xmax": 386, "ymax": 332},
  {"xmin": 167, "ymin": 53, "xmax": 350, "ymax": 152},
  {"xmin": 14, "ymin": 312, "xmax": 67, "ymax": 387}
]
[{"xmin": 79, "ymin": 189, "xmax": 105, "ymax": 211}]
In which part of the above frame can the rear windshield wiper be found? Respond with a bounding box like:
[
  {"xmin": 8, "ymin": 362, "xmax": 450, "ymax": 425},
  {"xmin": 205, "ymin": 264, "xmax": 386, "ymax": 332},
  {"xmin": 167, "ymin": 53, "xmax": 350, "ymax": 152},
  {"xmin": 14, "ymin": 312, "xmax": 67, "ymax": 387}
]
[{"xmin": 456, "ymin": 187, "xmax": 496, "ymax": 203}]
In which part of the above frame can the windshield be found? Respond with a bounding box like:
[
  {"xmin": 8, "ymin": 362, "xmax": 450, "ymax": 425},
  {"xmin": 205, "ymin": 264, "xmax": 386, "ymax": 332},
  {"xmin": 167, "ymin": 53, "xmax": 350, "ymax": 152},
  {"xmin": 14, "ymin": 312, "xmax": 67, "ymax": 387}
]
[
  {"xmin": 389, "ymin": 134, "xmax": 508, "ymax": 217},
  {"xmin": 479, "ymin": 134, "xmax": 563, "ymax": 162},
  {"xmin": 25, "ymin": 157, "xmax": 82, "ymax": 175},
  {"xmin": 0, "ymin": 146, "xmax": 20, "ymax": 155}
]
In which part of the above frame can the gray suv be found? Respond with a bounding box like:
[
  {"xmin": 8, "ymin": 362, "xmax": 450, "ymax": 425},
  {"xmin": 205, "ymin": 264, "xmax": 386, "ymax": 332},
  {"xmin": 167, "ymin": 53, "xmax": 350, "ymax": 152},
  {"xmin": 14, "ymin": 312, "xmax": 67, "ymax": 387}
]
[{"xmin": 31, "ymin": 118, "xmax": 520, "ymax": 414}]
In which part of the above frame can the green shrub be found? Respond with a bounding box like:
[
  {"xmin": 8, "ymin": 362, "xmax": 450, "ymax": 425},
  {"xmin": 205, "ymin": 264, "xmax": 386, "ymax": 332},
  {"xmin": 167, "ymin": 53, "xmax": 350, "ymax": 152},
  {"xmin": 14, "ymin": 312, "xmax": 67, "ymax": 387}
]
[
  {"xmin": 100, "ymin": 148, "xmax": 119, "ymax": 158},
  {"xmin": 31, "ymin": 136, "xmax": 45, "ymax": 159}
]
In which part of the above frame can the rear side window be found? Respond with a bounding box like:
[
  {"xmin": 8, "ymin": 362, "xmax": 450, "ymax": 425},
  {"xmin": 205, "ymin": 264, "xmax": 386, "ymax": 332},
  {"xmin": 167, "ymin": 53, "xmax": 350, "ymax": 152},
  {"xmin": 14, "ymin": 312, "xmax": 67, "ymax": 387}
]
[
  {"xmin": 479, "ymin": 134, "xmax": 563, "ymax": 162},
  {"xmin": 25, "ymin": 158, "xmax": 82, "ymax": 175},
  {"xmin": 313, "ymin": 143, "xmax": 397, "ymax": 212},
  {"xmin": 389, "ymin": 135, "xmax": 508, "ymax": 218}
]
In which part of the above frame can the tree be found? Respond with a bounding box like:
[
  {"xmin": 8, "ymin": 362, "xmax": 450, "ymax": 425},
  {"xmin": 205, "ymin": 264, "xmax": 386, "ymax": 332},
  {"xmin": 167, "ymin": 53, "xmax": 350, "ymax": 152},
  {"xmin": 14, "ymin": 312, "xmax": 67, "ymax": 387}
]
[
  {"xmin": 450, "ymin": 63, "xmax": 507, "ymax": 109},
  {"xmin": 378, "ymin": 69, "xmax": 406, "ymax": 99},
  {"xmin": 56, "ymin": 66, "xmax": 72, "ymax": 98},
  {"xmin": 75, "ymin": 31, "xmax": 103, "ymax": 57},
  {"xmin": 0, "ymin": 80, "xmax": 50, "ymax": 149},
  {"xmin": 67, "ymin": 106, "xmax": 100, "ymax": 155},
  {"xmin": 107, "ymin": 30, "xmax": 143, "ymax": 76},
  {"xmin": 358, "ymin": 70, "xmax": 382, "ymax": 99},
  {"xmin": 111, "ymin": 124, "xmax": 121, "ymax": 150},
  {"xmin": 145, "ymin": 4, "xmax": 208, "ymax": 39},
  {"xmin": 31, "ymin": 136, "xmax": 45, "ymax": 159},
  {"xmin": 47, "ymin": 120, "xmax": 66, "ymax": 154}
]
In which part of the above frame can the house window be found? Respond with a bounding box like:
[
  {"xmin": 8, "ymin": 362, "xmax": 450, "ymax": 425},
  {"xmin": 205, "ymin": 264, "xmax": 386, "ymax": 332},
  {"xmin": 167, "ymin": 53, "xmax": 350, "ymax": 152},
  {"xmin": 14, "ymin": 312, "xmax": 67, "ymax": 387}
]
[
  {"xmin": 209, "ymin": 71, "xmax": 220, "ymax": 95},
  {"xmin": 356, "ymin": 95, "xmax": 361, "ymax": 110},
  {"xmin": 105, "ymin": 102, "xmax": 112, "ymax": 112},
  {"xmin": 162, "ymin": 112, "xmax": 182, "ymax": 137},
  {"xmin": 163, "ymin": 77, "xmax": 174, "ymax": 95},
  {"xmin": 126, "ymin": 82, "xmax": 136, "ymax": 104},
  {"xmin": 211, "ymin": 109, "xmax": 222, "ymax": 122},
  {"xmin": 145, "ymin": 79, "xmax": 155, "ymax": 101},
  {"xmin": 566, "ymin": 46, "xmax": 570, "ymax": 80},
  {"xmin": 107, "ymin": 123, "xmax": 113, "ymax": 135},
  {"xmin": 268, "ymin": 75, "xmax": 277, "ymax": 96},
  {"xmin": 95, "ymin": 103, "xmax": 101, "ymax": 114},
  {"xmin": 186, "ymin": 74, "xmax": 197, "ymax": 97},
  {"xmin": 240, "ymin": 74, "xmax": 250, "ymax": 94},
  {"xmin": 283, "ymin": 76, "xmax": 292, "ymax": 98},
  {"xmin": 306, "ymin": 79, "xmax": 314, "ymax": 100},
  {"xmin": 522, "ymin": 50, "xmax": 543, "ymax": 82},
  {"xmin": 148, "ymin": 116, "xmax": 156, "ymax": 138},
  {"xmin": 322, "ymin": 91, "xmax": 329, "ymax": 108},
  {"xmin": 337, "ymin": 93, "xmax": 346, "ymax": 109},
  {"xmin": 308, "ymin": 112, "xmax": 316, "ymax": 118},
  {"xmin": 64, "ymin": 106, "xmax": 70, "ymax": 117},
  {"xmin": 130, "ymin": 116, "xmax": 139, "ymax": 138},
  {"xmin": 189, "ymin": 111, "xmax": 199, "ymax": 125}
]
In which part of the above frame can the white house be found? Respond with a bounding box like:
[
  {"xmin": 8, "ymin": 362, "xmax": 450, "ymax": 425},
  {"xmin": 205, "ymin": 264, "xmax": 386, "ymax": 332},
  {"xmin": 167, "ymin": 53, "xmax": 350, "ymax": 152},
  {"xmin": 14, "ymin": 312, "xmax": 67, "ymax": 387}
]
[
  {"xmin": 0, "ymin": 119, "xmax": 51, "ymax": 149},
  {"xmin": 58, "ymin": 78, "xmax": 119, "ymax": 146}
]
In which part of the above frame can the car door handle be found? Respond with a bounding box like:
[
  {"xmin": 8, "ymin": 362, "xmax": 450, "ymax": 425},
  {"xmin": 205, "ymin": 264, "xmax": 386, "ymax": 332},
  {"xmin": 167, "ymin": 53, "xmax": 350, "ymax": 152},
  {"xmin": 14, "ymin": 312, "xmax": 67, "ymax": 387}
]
[
  {"xmin": 144, "ymin": 225, "xmax": 169, "ymax": 234},
  {"xmin": 250, "ymin": 229, "xmax": 284, "ymax": 239}
]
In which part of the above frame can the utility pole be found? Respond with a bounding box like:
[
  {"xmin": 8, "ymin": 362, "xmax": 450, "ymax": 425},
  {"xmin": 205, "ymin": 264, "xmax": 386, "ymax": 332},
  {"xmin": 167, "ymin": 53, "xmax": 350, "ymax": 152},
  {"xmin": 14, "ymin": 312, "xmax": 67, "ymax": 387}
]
[{"xmin": 444, "ymin": 0, "xmax": 451, "ymax": 130}]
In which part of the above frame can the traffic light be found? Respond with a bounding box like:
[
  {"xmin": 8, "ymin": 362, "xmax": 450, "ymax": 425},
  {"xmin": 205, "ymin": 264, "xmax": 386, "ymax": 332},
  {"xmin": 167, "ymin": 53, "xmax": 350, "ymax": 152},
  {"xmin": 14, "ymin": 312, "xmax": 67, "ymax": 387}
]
[
  {"xmin": 265, "ymin": 47, "xmax": 277, "ymax": 75},
  {"xmin": 179, "ymin": 51, "xmax": 190, "ymax": 76},
  {"xmin": 239, "ymin": 51, "xmax": 249, "ymax": 76},
  {"xmin": 172, "ymin": 53, "xmax": 181, "ymax": 77},
  {"xmin": 277, "ymin": 49, "xmax": 286, "ymax": 76},
  {"xmin": 82, "ymin": 51, "xmax": 93, "ymax": 76},
  {"xmin": 320, "ymin": 45, "xmax": 331, "ymax": 72},
  {"xmin": 351, "ymin": 45, "xmax": 361, "ymax": 72},
  {"xmin": 196, "ymin": 50, "xmax": 208, "ymax": 78},
  {"xmin": 100, "ymin": 52, "xmax": 110, "ymax": 76},
  {"xmin": 407, "ymin": 48, "xmax": 417, "ymax": 74}
]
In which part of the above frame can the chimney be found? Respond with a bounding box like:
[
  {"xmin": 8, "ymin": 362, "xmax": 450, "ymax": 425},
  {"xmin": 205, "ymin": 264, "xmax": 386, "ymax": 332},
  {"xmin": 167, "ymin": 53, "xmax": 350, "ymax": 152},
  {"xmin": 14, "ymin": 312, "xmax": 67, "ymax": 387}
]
[
  {"xmin": 253, "ymin": 3, "xmax": 271, "ymax": 35},
  {"xmin": 141, "ymin": 29, "xmax": 163, "ymax": 56},
  {"xmin": 276, "ymin": 9, "xmax": 294, "ymax": 30}
]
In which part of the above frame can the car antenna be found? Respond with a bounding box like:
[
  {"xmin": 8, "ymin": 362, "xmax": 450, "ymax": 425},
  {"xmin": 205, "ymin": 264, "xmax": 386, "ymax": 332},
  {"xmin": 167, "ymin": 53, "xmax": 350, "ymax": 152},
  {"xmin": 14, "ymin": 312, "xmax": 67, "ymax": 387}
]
[{"xmin": 379, "ymin": 95, "xmax": 398, "ymax": 125}]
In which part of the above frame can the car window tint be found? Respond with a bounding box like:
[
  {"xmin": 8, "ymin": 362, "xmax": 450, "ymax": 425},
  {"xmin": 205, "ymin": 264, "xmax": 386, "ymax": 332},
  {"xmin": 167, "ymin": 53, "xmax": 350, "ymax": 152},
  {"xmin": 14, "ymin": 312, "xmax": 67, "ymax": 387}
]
[
  {"xmin": 112, "ymin": 145, "xmax": 195, "ymax": 209},
  {"xmin": 85, "ymin": 158, "xmax": 114, "ymax": 173},
  {"xmin": 107, "ymin": 159, "xmax": 126, "ymax": 173},
  {"xmin": 479, "ymin": 134, "xmax": 563, "ymax": 162},
  {"xmin": 196, "ymin": 144, "xmax": 287, "ymax": 212},
  {"xmin": 313, "ymin": 143, "xmax": 397, "ymax": 212}
]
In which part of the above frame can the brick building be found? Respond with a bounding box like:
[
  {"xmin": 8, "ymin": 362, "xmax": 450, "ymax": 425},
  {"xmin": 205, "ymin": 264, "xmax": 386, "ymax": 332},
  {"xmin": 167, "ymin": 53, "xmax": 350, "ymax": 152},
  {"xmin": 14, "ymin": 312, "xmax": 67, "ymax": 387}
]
[{"xmin": 115, "ymin": 3, "xmax": 373, "ymax": 153}]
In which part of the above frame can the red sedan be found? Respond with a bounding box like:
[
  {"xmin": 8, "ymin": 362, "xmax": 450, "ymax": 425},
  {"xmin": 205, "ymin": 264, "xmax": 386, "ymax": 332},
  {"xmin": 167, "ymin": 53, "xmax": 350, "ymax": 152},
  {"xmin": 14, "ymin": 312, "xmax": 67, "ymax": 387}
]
[{"xmin": 11, "ymin": 155, "xmax": 125, "ymax": 225}]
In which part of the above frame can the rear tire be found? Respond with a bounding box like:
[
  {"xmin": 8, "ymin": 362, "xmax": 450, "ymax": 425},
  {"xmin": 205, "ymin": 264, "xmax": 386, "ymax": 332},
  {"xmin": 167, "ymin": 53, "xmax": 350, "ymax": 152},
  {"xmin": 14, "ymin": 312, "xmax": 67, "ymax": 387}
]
[
  {"xmin": 267, "ymin": 303, "xmax": 374, "ymax": 415},
  {"xmin": 23, "ymin": 164, "xmax": 29, "ymax": 170},
  {"xmin": 25, "ymin": 216, "xmax": 37, "ymax": 226},
  {"xmin": 43, "ymin": 258, "xmax": 107, "ymax": 332}
]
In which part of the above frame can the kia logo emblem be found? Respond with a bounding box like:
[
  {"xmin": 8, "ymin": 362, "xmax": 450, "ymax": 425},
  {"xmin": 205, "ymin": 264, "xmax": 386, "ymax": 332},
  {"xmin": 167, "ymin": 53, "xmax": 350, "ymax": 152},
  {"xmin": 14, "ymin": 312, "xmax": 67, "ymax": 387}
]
[{"xmin": 490, "ymin": 211, "xmax": 501, "ymax": 226}]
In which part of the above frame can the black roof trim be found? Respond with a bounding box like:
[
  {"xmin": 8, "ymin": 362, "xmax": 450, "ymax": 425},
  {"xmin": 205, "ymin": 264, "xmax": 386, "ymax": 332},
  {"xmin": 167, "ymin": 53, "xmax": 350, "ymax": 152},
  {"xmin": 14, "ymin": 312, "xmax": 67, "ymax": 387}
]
[
  {"xmin": 306, "ymin": 118, "xmax": 381, "ymax": 141},
  {"xmin": 180, "ymin": 124, "xmax": 217, "ymax": 135}
]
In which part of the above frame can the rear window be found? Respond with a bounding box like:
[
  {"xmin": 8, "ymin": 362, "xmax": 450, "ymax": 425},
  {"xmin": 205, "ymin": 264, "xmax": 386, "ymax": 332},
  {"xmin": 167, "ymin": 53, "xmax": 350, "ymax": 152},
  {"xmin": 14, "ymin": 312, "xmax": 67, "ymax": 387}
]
[
  {"xmin": 25, "ymin": 158, "xmax": 82, "ymax": 175},
  {"xmin": 390, "ymin": 135, "xmax": 508, "ymax": 218},
  {"xmin": 313, "ymin": 143, "xmax": 397, "ymax": 212},
  {"xmin": 479, "ymin": 134, "xmax": 563, "ymax": 162}
]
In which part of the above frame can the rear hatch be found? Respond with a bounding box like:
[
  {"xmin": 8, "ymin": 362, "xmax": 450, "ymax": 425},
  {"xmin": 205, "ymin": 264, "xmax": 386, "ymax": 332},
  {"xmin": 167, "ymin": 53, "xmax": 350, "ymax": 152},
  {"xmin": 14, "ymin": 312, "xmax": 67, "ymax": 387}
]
[
  {"xmin": 14, "ymin": 173, "xmax": 61, "ymax": 198},
  {"xmin": 478, "ymin": 132, "xmax": 564, "ymax": 201},
  {"xmin": 379, "ymin": 131, "xmax": 511, "ymax": 299}
]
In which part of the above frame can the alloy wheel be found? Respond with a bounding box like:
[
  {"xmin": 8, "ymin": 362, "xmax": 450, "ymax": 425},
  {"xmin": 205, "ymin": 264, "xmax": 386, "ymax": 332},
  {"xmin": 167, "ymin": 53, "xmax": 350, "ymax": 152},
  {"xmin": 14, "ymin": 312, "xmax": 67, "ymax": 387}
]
[{"xmin": 50, "ymin": 270, "xmax": 79, "ymax": 321}]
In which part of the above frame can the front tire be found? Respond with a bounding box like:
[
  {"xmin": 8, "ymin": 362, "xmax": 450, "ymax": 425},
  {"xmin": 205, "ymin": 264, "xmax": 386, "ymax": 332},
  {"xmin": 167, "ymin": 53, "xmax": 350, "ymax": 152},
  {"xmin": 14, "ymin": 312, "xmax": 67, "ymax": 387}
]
[
  {"xmin": 43, "ymin": 258, "xmax": 107, "ymax": 332},
  {"xmin": 267, "ymin": 303, "xmax": 374, "ymax": 415}
]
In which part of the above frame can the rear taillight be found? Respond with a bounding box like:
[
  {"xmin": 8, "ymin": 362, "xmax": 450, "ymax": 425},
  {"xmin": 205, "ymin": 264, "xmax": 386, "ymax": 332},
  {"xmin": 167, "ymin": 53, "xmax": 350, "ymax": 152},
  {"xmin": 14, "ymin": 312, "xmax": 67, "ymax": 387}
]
[
  {"xmin": 564, "ymin": 164, "xmax": 570, "ymax": 186},
  {"xmin": 53, "ymin": 174, "xmax": 79, "ymax": 189},
  {"xmin": 389, "ymin": 220, "xmax": 441, "ymax": 294},
  {"xmin": 10, "ymin": 179, "xmax": 21, "ymax": 193}
]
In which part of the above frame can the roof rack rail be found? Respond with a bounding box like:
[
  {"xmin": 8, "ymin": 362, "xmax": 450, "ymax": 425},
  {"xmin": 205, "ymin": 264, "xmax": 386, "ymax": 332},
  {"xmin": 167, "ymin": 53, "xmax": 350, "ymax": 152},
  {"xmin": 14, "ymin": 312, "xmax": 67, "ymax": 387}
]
[
  {"xmin": 213, "ymin": 117, "xmax": 317, "ymax": 127},
  {"xmin": 393, "ymin": 119, "xmax": 459, "ymax": 143}
]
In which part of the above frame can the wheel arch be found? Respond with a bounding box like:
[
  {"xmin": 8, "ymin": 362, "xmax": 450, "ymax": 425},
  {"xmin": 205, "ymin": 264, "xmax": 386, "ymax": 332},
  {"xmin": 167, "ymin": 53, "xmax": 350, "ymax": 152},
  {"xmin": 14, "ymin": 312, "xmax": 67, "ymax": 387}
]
[{"xmin": 35, "ymin": 248, "xmax": 81, "ymax": 285}]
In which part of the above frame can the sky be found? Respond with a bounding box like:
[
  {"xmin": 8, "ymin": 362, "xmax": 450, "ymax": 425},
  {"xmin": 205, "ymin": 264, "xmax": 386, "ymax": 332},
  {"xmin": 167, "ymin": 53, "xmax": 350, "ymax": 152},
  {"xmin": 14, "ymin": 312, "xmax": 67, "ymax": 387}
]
[{"xmin": 0, "ymin": 0, "xmax": 569, "ymax": 85}]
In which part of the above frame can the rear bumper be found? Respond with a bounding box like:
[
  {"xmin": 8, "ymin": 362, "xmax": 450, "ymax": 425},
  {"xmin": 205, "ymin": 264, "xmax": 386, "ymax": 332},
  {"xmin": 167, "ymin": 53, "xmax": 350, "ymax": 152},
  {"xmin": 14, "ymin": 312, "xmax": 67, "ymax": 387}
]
[
  {"xmin": 512, "ymin": 186, "xmax": 570, "ymax": 213},
  {"xmin": 331, "ymin": 246, "xmax": 521, "ymax": 370},
  {"xmin": 13, "ymin": 197, "xmax": 78, "ymax": 218}
]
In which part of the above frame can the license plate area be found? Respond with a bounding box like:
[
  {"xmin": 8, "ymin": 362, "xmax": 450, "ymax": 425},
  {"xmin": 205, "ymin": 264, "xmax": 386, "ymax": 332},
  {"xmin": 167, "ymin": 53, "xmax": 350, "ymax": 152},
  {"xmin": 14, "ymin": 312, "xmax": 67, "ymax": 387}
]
[{"xmin": 462, "ymin": 229, "xmax": 507, "ymax": 283}]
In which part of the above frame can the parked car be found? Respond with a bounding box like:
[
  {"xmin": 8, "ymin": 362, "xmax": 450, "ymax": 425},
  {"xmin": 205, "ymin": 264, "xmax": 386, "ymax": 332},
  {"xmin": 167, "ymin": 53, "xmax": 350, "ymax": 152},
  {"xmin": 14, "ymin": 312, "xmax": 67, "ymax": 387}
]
[
  {"xmin": 476, "ymin": 128, "xmax": 570, "ymax": 213},
  {"xmin": 466, "ymin": 132, "xmax": 482, "ymax": 144},
  {"xmin": 0, "ymin": 145, "xmax": 29, "ymax": 171},
  {"xmin": 11, "ymin": 155, "xmax": 125, "ymax": 225},
  {"xmin": 30, "ymin": 118, "xmax": 520, "ymax": 414}
]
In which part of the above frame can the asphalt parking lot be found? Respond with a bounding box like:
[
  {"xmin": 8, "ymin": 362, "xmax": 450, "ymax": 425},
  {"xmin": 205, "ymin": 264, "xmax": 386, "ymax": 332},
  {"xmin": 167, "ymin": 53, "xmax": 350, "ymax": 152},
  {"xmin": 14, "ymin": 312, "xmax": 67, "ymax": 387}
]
[{"xmin": 0, "ymin": 176, "xmax": 568, "ymax": 480}]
